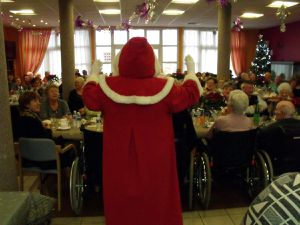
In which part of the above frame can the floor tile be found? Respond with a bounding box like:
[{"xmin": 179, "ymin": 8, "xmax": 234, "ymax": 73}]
[
  {"xmin": 183, "ymin": 218, "xmax": 204, "ymax": 225},
  {"xmin": 202, "ymin": 215, "xmax": 234, "ymax": 225},
  {"xmin": 81, "ymin": 216, "xmax": 105, "ymax": 224},
  {"xmin": 229, "ymin": 214, "xmax": 245, "ymax": 225},
  {"xmin": 225, "ymin": 207, "xmax": 248, "ymax": 215},
  {"xmin": 182, "ymin": 210, "xmax": 201, "ymax": 218},
  {"xmin": 51, "ymin": 217, "xmax": 82, "ymax": 225},
  {"xmin": 198, "ymin": 209, "xmax": 227, "ymax": 218}
]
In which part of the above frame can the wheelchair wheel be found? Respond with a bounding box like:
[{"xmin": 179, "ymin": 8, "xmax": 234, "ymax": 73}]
[
  {"xmin": 258, "ymin": 150, "xmax": 274, "ymax": 182},
  {"xmin": 188, "ymin": 149, "xmax": 196, "ymax": 210},
  {"xmin": 247, "ymin": 152, "xmax": 269, "ymax": 198},
  {"xmin": 195, "ymin": 152, "xmax": 211, "ymax": 209},
  {"xmin": 70, "ymin": 157, "xmax": 84, "ymax": 215}
]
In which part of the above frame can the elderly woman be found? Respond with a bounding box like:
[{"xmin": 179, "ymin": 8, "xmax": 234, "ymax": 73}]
[
  {"xmin": 18, "ymin": 91, "xmax": 72, "ymax": 169},
  {"xmin": 40, "ymin": 84, "xmax": 71, "ymax": 120},
  {"xmin": 276, "ymin": 82, "xmax": 292, "ymax": 101},
  {"xmin": 18, "ymin": 91, "xmax": 52, "ymax": 139},
  {"xmin": 68, "ymin": 76, "xmax": 85, "ymax": 115},
  {"xmin": 207, "ymin": 90, "xmax": 254, "ymax": 138}
]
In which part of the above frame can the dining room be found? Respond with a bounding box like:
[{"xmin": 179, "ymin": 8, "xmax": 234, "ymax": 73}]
[{"xmin": 1, "ymin": 1, "xmax": 300, "ymax": 225}]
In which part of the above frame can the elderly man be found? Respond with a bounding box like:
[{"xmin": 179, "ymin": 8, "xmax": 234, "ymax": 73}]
[
  {"xmin": 241, "ymin": 81, "xmax": 267, "ymax": 116},
  {"xmin": 256, "ymin": 101, "xmax": 300, "ymax": 172}
]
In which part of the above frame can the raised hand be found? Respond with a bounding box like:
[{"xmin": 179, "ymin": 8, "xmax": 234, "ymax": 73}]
[
  {"xmin": 185, "ymin": 55, "xmax": 195, "ymax": 75},
  {"xmin": 91, "ymin": 60, "xmax": 103, "ymax": 76}
]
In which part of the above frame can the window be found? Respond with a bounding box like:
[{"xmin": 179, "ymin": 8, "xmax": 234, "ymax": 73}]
[
  {"xmin": 183, "ymin": 30, "xmax": 218, "ymax": 74},
  {"xmin": 95, "ymin": 28, "xmax": 177, "ymax": 75},
  {"xmin": 38, "ymin": 29, "xmax": 91, "ymax": 78},
  {"xmin": 162, "ymin": 29, "xmax": 178, "ymax": 74}
]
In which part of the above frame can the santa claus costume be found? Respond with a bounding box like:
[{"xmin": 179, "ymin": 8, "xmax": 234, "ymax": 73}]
[{"xmin": 83, "ymin": 37, "xmax": 202, "ymax": 225}]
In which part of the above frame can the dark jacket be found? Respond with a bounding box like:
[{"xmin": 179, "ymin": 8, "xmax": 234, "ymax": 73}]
[{"xmin": 68, "ymin": 89, "xmax": 84, "ymax": 113}]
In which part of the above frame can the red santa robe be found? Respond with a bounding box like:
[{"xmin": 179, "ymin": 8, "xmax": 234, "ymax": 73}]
[{"xmin": 83, "ymin": 37, "xmax": 201, "ymax": 225}]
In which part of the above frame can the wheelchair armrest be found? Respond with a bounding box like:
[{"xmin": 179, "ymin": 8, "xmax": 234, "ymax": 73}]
[{"xmin": 57, "ymin": 144, "xmax": 77, "ymax": 154}]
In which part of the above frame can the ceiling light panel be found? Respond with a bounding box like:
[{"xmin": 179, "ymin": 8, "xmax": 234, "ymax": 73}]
[
  {"xmin": 240, "ymin": 12, "xmax": 264, "ymax": 18},
  {"xmin": 99, "ymin": 9, "xmax": 120, "ymax": 15},
  {"xmin": 94, "ymin": 0, "xmax": 119, "ymax": 2},
  {"xmin": 163, "ymin": 9, "xmax": 185, "ymax": 15},
  {"xmin": 10, "ymin": 9, "xmax": 36, "ymax": 15},
  {"xmin": 0, "ymin": 0, "xmax": 15, "ymax": 2},
  {"xmin": 267, "ymin": 1, "xmax": 299, "ymax": 8},
  {"xmin": 171, "ymin": 0, "xmax": 199, "ymax": 4}
]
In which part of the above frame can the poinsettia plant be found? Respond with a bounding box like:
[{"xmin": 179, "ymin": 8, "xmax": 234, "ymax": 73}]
[{"xmin": 202, "ymin": 92, "xmax": 225, "ymax": 111}]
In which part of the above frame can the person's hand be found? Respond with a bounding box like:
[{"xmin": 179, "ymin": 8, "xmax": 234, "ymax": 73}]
[
  {"xmin": 91, "ymin": 60, "xmax": 103, "ymax": 76},
  {"xmin": 185, "ymin": 55, "xmax": 195, "ymax": 75}
]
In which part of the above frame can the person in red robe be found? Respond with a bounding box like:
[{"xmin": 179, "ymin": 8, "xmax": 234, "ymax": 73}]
[{"xmin": 83, "ymin": 37, "xmax": 202, "ymax": 225}]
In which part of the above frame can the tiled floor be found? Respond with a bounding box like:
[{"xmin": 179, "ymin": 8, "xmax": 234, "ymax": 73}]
[
  {"xmin": 23, "ymin": 175, "xmax": 248, "ymax": 225},
  {"xmin": 50, "ymin": 207, "xmax": 247, "ymax": 225}
]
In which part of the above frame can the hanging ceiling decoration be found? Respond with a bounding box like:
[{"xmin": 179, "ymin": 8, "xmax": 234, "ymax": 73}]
[
  {"xmin": 206, "ymin": 0, "xmax": 238, "ymax": 7},
  {"xmin": 276, "ymin": 4, "xmax": 291, "ymax": 32},
  {"xmin": 232, "ymin": 17, "xmax": 243, "ymax": 31}
]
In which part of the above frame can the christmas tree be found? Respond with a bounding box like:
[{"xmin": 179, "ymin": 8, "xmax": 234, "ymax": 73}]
[{"xmin": 250, "ymin": 35, "xmax": 271, "ymax": 77}]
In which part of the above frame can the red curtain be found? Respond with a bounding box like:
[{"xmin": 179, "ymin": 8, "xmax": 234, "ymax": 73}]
[
  {"xmin": 231, "ymin": 30, "xmax": 247, "ymax": 76},
  {"xmin": 18, "ymin": 28, "xmax": 51, "ymax": 77}
]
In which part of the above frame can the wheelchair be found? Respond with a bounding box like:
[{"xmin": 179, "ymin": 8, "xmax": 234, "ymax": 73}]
[
  {"xmin": 257, "ymin": 124, "xmax": 300, "ymax": 182},
  {"xmin": 69, "ymin": 126, "xmax": 103, "ymax": 215},
  {"xmin": 190, "ymin": 129, "xmax": 271, "ymax": 209}
]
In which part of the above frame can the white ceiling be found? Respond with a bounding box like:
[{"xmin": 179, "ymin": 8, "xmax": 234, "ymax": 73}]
[{"xmin": 1, "ymin": 0, "xmax": 300, "ymax": 29}]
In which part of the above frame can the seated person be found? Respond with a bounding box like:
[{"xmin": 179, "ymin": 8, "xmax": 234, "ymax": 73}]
[
  {"xmin": 276, "ymin": 82, "xmax": 293, "ymax": 101},
  {"xmin": 241, "ymin": 81, "xmax": 268, "ymax": 116},
  {"xmin": 18, "ymin": 91, "xmax": 72, "ymax": 169},
  {"xmin": 256, "ymin": 101, "xmax": 300, "ymax": 172},
  {"xmin": 68, "ymin": 76, "xmax": 85, "ymax": 115},
  {"xmin": 221, "ymin": 81, "xmax": 235, "ymax": 103},
  {"xmin": 202, "ymin": 77, "xmax": 225, "ymax": 110},
  {"xmin": 207, "ymin": 90, "xmax": 254, "ymax": 138},
  {"xmin": 173, "ymin": 109, "xmax": 198, "ymax": 193},
  {"xmin": 40, "ymin": 84, "xmax": 71, "ymax": 120}
]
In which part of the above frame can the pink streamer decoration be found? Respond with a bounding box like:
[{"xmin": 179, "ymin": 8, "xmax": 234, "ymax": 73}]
[{"xmin": 232, "ymin": 17, "xmax": 243, "ymax": 31}]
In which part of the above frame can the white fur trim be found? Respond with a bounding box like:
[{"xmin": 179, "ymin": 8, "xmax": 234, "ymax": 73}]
[
  {"xmin": 98, "ymin": 75, "xmax": 175, "ymax": 105},
  {"xmin": 85, "ymin": 74, "xmax": 101, "ymax": 85},
  {"xmin": 183, "ymin": 73, "xmax": 203, "ymax": 96}
]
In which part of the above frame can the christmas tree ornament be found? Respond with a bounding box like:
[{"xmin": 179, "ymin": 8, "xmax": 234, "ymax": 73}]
[{"xmin": 276, "ymin": 4, "xmax": 291, "ymax": 32}]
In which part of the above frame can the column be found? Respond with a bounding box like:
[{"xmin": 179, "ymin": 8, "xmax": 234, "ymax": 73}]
[
  {"xmin": 217, "ymin": 3, "xmax": 232, "ymax": 81},
  {"xmin": 59, "ymin": 0, "xmax": 75, "ymax": 100},
  {"xmin": 0, "ymin": 4, "xmax": 18, "ymax": 191}
]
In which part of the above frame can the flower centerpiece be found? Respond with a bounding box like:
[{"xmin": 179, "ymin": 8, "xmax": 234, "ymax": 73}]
[{"xmin": 202, "ymin": 92, "xmax": 225, "ymax": 111}]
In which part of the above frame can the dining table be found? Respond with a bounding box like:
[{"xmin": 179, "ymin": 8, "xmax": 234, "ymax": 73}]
[{"xmin": 0, "ymin": 192, "xmax": 55, "ymax": 225}]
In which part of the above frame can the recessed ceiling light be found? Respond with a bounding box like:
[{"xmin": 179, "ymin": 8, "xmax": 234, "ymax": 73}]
[
  {"xmin": 94, "ymin": 0, "xmax": 119, "ymax": 2},
  {"xmin": 99, "ymin": 9, "xmax": 120, "ymax": 14},
  {"xmin": 22, "ymin": 20, "xmax": 25, "ymax": 23},
  {"xmin": 171, "ymin": 0, "xmax": 199, "ymax": 3},
  {"xmin": 163, "ymin": 9, "xmax": 185, "ymax": 15},
  {"xmin": 10, "ymin": 9, "xmax": 36, "ymax": 15},
  {"xmin": 9, "ymin": 15, "xmax": 13, "ymax": 17},
  {"xmin": 15, "ymin": 18, "xmax": 19, "ymax": 20},
  {"xmin": 45, "ymin": 22, "xmax": 48, "ymax": 25},
  {"xmin": 240, "ymin": 12, "xmax": 264, "ymax": 18},
  {"xmin": 267, "ymin": 1, "xmax": 299, "ymax": 8},
  {"xmin": 32, "ymin": 24, "xmax": 36, "ymax": 27},
  {"xmin": 40, "ymin": 20, "xmax": 44, "ymax": 23},
  {"xmin": 0, "ymin": 0, "xmax": 15, "ymax": 2}
]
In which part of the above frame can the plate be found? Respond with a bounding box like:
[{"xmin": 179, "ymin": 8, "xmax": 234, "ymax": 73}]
[{"xmin": 57, "ymin": 126, "xmax": 71, "ymax": 130}]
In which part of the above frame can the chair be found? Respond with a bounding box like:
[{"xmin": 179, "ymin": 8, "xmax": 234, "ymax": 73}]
[
  {"xmin": 259, "ymin": 124, "xmax": 300, "ymax": 179},
  {"xmin": 193, "ymin": 129, "xmax": 270, "ymax": 208},
  {"xmin": 14, "ymin": 137, "xmax": 76, "ymax": 211}
]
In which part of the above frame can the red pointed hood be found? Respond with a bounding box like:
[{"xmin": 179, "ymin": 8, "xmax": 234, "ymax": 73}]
[{"xmin": 119, "ymin": 37, "xmax": 156, "ymax": 79}]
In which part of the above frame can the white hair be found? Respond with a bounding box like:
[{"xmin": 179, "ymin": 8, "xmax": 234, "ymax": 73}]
[
  {"xmin": 228, "ymin": 90, "xmax": 249, "ymax": 114},
  {"xmin": 277, "ymin": 100, "xmax": 295, "ymax": 118},
  {"xmin": 277, "ymin": 82, "xmax": 292, "ymax": 95}
]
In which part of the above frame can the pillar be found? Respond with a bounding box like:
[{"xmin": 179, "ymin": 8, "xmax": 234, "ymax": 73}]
[
  {"xmin": 217, "ymin": 3, "xmax": 232, "ymax": 80},
  {"xmin": 59, "ymin": 0, "xmax": 75, "ymax": 100},
  {"xmin": 0, "ymin": 4, "xmax": 18, "ymax": 191}
]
